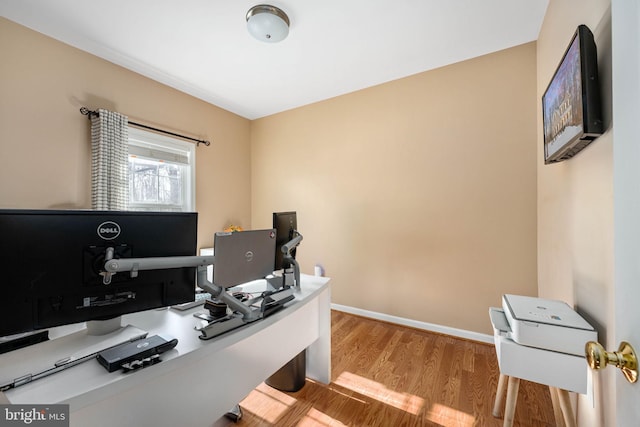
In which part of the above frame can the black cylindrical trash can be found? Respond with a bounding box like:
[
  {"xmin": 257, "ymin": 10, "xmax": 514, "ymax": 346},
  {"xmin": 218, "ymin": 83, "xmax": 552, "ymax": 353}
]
[{"xmin": 265, "ymin": 349, "xmax": 306, "ymax": 392}]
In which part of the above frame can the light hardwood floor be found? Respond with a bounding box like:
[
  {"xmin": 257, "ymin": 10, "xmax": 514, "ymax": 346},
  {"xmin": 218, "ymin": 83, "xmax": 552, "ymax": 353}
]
[{"xmin": 221, "ymin": 310, "xmax": 557, "ymax": 426}]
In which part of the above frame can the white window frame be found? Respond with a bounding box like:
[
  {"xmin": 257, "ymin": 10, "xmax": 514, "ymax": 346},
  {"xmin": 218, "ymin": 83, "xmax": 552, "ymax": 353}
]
[{"xmin": 127, "ymin": 127, "xmax": 196, "ymax": 212}]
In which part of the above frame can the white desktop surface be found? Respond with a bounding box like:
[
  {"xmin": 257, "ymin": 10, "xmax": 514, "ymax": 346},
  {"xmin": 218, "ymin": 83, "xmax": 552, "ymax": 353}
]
[{"xmin": 1, "ymin": 274, "xmax": 331, "ymax": 427}]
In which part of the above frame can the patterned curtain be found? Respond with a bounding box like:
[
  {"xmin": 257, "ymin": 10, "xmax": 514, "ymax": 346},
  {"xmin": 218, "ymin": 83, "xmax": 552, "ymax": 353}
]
[{"xmin": 90, "ymin": 109, "xmax": 129, "ymax": 210}]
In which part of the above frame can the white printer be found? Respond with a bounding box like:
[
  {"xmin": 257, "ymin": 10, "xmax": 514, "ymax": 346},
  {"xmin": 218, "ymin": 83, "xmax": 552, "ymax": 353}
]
[
  {"xmin": 489, "ymin": 294, "xmax": 597, "ymax": 394},
  {"xmin": 500, "ymin": 294, "xmax": 597, "ymax": 356}
]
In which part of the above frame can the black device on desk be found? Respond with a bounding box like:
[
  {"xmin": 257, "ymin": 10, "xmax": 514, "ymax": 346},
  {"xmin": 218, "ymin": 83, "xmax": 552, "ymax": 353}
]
[{"xmin": 97, "ymin": 334, "xmax": 178, "ymax": 372}]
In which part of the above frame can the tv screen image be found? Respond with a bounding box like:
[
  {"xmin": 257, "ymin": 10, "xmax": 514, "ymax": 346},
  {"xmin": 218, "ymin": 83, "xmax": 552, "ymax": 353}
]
[{"xmin": 542, "ymin": 25, "xmax": 603, "ymax": 164}]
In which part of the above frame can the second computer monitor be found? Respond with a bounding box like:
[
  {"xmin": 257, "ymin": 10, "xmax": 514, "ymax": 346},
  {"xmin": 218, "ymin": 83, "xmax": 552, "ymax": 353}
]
[
  {"xmin": 273, "ymin": 211, "xmax": 297, "ymax": 271},
  {"xmin": 212, "ymin": 229, "xmax": 276, "ymax": 288}
]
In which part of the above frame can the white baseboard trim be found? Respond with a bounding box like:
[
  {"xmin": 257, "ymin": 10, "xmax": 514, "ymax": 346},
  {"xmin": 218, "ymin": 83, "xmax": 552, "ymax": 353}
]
[{"xmin": 331, "ymin": 303, "xmax": 494, "ymax": 344}]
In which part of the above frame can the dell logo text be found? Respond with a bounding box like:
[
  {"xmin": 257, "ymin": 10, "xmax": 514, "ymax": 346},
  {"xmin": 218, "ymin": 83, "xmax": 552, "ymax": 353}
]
[{"xmin": 97, "ymin": 221, "xmax": 121, "ymax": 240}]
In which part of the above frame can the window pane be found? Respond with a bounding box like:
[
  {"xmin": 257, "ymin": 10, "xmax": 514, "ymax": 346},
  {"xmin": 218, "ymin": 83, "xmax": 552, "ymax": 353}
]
[
  {"xmin": 157, "ymin": 163, "xmax": 182, "ymax": 205},
  {"xmin": 129, "ymin": 157, "xmax": 184, "ymax": 207},
  {"xmin": 127, "ymin": 127, "xmax": 195, "ymax": 212}
]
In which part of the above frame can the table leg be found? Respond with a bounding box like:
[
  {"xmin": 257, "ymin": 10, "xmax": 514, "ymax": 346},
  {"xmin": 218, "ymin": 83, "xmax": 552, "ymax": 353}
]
[
  {"xmin": 503, "ymin": 376, "xmax": 520, "ymax": 427},
  {"xmin": 557, "ymin": 388, "xmax": 576, "ymax": 427},
  {"xmin": 549, "ymin": 386, "xmax": 565, "ymax": 427},
  {"xmin": 493, "ymin": 374, "xmax": 508, "ymax": 417}
]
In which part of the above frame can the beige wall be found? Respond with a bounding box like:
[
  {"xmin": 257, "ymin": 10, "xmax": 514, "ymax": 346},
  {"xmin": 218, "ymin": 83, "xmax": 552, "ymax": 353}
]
[
  {"xmin": 251, "ymin": 43, "xmax": 538, "ymax": 335},
  {"xmin": 1, "ymin": 16, "xmax": 539, "ymax": 337},
  {"xmin": 536, "ymin": 1, "xmax": 613, "ymax": 425},
  {"xmin": 0, "ymin": 17, "xmax": 252, "ymax": 250},
  {"xmin": 5, "ymin": 8, "xmax": 625, "ymax": 420}
]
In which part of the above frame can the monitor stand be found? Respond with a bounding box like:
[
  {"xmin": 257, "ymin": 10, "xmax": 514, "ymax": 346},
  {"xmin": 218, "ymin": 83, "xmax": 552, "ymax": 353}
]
[{"xmin": 86, "ymin": 317, "xmax": 126, "ymax": 336}]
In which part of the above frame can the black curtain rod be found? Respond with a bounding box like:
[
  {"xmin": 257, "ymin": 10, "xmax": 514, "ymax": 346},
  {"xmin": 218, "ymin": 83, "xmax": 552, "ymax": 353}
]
[{"xmin": 79, "ymin": 107, "xmax": 211, "ymax": 146}]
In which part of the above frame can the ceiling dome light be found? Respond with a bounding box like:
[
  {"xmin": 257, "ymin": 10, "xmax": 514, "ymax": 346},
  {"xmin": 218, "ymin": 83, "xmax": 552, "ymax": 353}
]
[{"xmin": 246, "ymin": 4, "xmax": 290, "ymax": 43}]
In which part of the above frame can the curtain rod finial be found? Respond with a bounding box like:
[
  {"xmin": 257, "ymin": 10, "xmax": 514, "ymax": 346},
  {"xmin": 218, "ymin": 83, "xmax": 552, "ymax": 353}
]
[{"xmin": 80, "ymin": 107, "xmax": 98, "ymax": 118}]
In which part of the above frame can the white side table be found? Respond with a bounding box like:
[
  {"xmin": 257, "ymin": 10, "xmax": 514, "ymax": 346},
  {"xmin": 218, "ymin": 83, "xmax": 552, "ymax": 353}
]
[{"xmin": 490, "ymin": 308, "xmax": 589, "ymax": 427}]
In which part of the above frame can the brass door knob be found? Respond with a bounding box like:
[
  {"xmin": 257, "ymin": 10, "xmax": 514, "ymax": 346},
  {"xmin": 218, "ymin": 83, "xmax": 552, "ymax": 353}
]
[{"xmin": 585, "ymin": 341, "xmax": 638, "ymax": 383}]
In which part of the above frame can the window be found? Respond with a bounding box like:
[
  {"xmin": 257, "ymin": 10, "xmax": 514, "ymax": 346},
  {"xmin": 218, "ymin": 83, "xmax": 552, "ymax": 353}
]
[{"xmin": 127, "ymin": 127, "xmax": 195, "ymax": 212}]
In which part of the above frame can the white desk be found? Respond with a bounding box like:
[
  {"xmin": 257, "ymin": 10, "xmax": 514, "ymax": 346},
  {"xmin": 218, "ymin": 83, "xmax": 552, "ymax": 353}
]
[{"xmin": 1, "ymin": 274, "xmax": 331, "ymax": 427}]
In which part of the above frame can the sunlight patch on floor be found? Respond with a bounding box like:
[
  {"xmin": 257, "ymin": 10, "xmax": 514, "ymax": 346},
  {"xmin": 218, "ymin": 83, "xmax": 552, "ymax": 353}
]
[
  {"xmin": 334, "ymin": 371, "xmax": 424, "ymax": 415},
  {"xmin": 426, "ymin": 403, "xmax": 475, "ymax": 426},
  {"xmin": 326, "ymin": 385, "xmax": 368, "ymax": 405},
  {"xmin": 298, "ymin": 407, "xmax": 347, "ymax": 427},
  {"xmin": 239, "ymin": 383, "xmax": 297, "ymax": 423}
]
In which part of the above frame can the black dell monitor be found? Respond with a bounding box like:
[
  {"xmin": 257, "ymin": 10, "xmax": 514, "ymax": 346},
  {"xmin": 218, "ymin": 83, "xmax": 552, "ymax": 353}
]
[
  {"xmin": 0, "ymin": 209, "xmax": 197, "ymax": 339},
  {"xmin": 273, "ymin": 211, "xmax": 297, "ymax": 271}
]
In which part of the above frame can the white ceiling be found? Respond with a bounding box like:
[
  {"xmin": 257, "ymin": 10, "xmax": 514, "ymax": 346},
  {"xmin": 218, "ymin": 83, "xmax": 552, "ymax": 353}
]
[{"xmin": 0, "ymin": 0, "xmax": 548, "ymax": 120}]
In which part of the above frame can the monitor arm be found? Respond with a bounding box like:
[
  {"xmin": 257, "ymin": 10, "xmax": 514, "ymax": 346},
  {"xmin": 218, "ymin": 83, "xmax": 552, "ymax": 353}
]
[
  {"xmin": 103, "ymin": 252, "xmax": 215, "ymax": 281},
  {"xmin": 100, "ymin": 233, "xmax": 305, "ymax": 340},
  {"xmin": 102, "ymin": 250, "xmax": 260, "ymax": 322},
  {"xmin": 281, "ymin": 232, "xmax": 303, "ymax": 289},
  {"xmin": 195, "ymin": 267, "xmax": 260, "ymax": 321}
]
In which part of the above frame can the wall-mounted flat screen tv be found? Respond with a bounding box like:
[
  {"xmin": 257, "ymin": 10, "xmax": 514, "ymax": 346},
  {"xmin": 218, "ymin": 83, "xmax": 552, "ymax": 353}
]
[{"xmin": 542, "ymin": 25, "xmax": 603, "ymax": 164}]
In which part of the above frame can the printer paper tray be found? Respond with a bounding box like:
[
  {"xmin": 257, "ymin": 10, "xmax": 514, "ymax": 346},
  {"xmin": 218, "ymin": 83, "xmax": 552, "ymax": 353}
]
[{"xmin": 489, "ymin": 307, "xmax": 511, "ymax": 337}]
